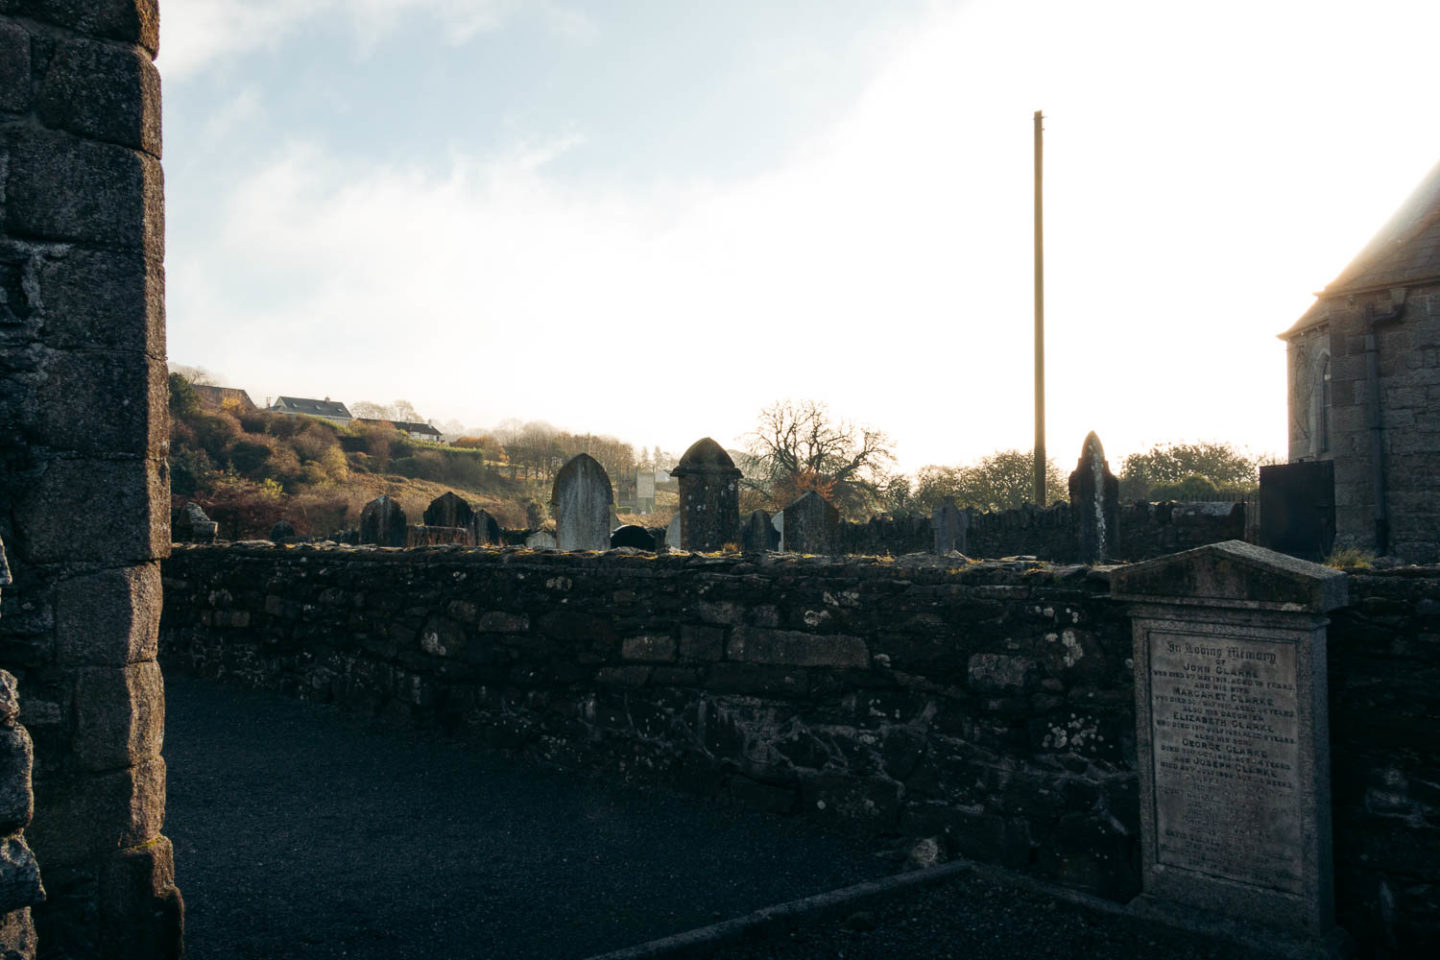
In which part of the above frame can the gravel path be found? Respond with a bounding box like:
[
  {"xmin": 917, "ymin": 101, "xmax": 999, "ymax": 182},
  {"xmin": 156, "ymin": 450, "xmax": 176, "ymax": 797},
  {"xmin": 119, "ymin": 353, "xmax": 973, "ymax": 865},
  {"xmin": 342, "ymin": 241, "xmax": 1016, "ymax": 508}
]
[{"xmin": 163, "ymin": 674, "xmax": 891, "ymax": 959}]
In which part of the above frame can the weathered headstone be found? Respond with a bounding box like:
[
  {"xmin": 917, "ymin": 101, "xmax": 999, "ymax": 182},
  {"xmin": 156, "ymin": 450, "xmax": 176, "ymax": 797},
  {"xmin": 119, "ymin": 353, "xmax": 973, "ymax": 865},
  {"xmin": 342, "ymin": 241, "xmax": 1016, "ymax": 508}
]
[
  {"xmin": 269, "ymin": 520, "xmax": 297, "ymax": 543},
  {"xmin": 609, "ymin": 524, "xmax": 655, "ymax": 550},
  {"xmin": 782, "ymin": 492, "xmax": 839, "ymax": 555},
  {"xmin": 424, "ymin": 491, "xmax": 474, "ymax": 530},
  {"xmin": 524, "ymin": 530, "xmax": 557, "ymax": 550},
  {"xmin": 665, "ymin": 514, "xmax": 682, "ymax": 549},
  {"xmin": 740, "ymin": 510, "xmax": 781, "ymax": 552},
  {"xmin": 772, "ymin": 510, "xmax": 785, "ymax": 551},
  {"xmin": 933, "ymin": 499, "xmax": 969, "ymax": 555},
  {"xmin": 174, "ymin": 501, "xmax": 218, "ymax": 543},
  {"xmin": 472, "ymin": 508, "xmax": 504, "ymax": 546},
  {"xmin": 1068, "ymin": 431, "xmax": 1120, "ymax": 563},
  {"xmin": 671, "ymin": 437, "xmax": 743, "ymax": 551},
  {"xmin": 359, "ymin": 495, "xmax": 407, "ymax": 547},
  {"xmin": 550, "ymin": 454, "xmax": 613, "ymax": 551},
  {"xmin": 1112, "ymin": 541, "xmax": 1346, "ymax": 948}
]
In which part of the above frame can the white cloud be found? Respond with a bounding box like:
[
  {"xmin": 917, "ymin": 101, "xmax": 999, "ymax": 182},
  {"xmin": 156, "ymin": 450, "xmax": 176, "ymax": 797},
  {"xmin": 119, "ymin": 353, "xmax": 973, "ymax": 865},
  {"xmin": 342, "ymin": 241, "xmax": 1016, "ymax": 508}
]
[
  {"xmin": 157, "ymin": 0, "xmax": 587, "ymax": 77},
  {"xmin": 167, "ymin": 0, "xmax": 1440, "ymax": 470}
]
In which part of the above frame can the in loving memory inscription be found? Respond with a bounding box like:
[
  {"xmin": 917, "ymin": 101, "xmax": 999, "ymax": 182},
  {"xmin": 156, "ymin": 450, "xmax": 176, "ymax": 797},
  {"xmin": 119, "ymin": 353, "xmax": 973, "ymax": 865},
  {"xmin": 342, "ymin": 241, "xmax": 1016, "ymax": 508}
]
[{"xmin": 1149, "ymin": 633, "xmax": 1302, "ymax": 893}]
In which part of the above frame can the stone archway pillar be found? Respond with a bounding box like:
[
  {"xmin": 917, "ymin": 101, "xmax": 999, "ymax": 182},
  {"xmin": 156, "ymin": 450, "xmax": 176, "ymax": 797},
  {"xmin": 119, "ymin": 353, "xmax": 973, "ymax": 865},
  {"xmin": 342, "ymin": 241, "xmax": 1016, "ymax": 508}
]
[{"xmin": 0, "ymin": 2, "xmax": 182, "ymax": 956}]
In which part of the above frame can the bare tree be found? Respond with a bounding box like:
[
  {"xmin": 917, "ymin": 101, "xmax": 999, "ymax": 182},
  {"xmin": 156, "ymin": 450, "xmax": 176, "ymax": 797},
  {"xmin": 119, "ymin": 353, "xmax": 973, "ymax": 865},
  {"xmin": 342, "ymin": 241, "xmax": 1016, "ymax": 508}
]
[{"xmin": 744, "ymin": 400, "xmax": 894, "ymax": 517}]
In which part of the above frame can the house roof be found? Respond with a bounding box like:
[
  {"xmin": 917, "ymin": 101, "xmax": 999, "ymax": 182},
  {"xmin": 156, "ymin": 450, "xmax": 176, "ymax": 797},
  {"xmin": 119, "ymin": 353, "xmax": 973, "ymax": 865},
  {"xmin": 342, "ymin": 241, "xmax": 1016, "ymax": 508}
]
[
  {"xmin": 274, "ymin": 396, "xmax": 352, "ymax": 418},
  {"xmin": 192, "ymin": 385, "xmax": 257, "ymax": 410},
  {"xmin": 1285, "ymin": 158, "xmax": 1440, "ymax": 337}
]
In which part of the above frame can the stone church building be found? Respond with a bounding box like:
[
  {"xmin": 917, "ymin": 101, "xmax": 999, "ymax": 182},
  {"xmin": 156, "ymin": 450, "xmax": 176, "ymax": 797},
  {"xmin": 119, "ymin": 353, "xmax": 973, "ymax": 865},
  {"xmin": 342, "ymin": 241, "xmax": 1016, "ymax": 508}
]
[{"xmin": 1283, "ymin": 159, "xmax": 1440, "ymax": 561}]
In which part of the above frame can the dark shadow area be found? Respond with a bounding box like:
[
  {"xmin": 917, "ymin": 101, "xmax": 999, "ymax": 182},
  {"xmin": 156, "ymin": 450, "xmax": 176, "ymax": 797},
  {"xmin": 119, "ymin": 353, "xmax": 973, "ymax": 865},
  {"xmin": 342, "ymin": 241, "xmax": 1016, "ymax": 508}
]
[{"xmin": 163, "ymin": 674, "xmax": 891, "ymax": 959}]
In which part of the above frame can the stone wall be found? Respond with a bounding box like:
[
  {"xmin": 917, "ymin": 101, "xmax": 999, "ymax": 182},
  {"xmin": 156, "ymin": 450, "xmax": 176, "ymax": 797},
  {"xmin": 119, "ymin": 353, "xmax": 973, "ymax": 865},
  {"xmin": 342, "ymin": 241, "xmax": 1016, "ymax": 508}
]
[
  {"xmin": 0, "ymin": 1, "xmax": 182, "ymax": 956},
  {"xmin": 158, "ymin": 545, "xmax": 1440, "ymax": 952},
  {"xmin": 838, "ymin": 501, "xmax": 1245, "ymax": 564},
  {"xmin": 1286, "ymin": 284, "xmax": 1440, "ymax": 562}
]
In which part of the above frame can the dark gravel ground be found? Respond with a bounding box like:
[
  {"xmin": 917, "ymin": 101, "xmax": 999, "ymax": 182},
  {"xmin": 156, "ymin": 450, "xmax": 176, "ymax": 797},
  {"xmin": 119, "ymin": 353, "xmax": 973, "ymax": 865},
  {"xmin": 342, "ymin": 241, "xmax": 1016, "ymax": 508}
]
[
  {"xmin": 719, "ymin": 867, "xmax": 1282, "ymax": 960},
  {"xmin": 166, "ymin": 674, "xmax": 1287, "ymax": 960},
  {"xmin": 163, "ymin": 674, "xmax": 892, "ymax": 959}
]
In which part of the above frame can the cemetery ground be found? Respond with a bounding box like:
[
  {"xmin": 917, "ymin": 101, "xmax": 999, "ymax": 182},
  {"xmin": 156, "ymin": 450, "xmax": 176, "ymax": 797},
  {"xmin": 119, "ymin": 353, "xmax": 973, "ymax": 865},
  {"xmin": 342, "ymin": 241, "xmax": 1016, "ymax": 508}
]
[{"xmin": 166, "ymin": 674, "xmax": 1280, "ymax": 959}]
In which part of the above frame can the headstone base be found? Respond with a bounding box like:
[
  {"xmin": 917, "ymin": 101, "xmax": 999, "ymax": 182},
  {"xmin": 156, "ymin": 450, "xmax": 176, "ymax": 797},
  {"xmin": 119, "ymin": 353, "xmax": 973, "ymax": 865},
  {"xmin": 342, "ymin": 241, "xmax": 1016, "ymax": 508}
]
[{"xmin": 1128, "ymin": 895, "xmax": 1353, "ymax": 960}]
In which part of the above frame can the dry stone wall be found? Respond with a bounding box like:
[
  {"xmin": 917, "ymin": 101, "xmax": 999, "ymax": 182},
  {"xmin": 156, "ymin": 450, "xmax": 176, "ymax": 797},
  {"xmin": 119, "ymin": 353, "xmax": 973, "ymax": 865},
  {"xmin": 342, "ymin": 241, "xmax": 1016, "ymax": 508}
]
[{"xmin": 158, "ymin": 545, "xmax": 1440, "ymax": 954}]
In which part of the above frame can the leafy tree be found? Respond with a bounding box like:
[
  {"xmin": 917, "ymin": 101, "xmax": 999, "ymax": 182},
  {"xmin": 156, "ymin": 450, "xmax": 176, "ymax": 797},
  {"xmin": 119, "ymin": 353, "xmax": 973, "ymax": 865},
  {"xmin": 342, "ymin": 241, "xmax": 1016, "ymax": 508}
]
[
  {"xmin": 1119, "ymin": 442, "xmax": 1269, "ymax": 500},
  {"xmin": 168, "ymin": 372, "xmax": 199, "ymax": 418},
  {"xmin": 744, "ymin": 400, "xmax": 894, "ymax": 517}
]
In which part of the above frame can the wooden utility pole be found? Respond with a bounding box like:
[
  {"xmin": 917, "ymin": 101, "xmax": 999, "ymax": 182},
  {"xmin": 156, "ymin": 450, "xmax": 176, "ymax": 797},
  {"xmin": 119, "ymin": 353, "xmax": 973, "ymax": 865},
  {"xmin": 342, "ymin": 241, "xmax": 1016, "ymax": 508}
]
[{"xmin": 1033, "ymin": 110, "xmax": 1046, "ymax": 506}]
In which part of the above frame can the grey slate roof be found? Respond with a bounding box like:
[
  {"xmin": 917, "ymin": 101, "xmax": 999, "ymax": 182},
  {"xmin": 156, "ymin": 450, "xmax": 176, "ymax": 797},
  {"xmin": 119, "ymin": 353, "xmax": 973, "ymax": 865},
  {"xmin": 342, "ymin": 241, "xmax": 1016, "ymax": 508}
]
[
  {"xmin": 1286, "ymin": 158, "xmax": 1440, "ymax": 336},
  {"xmin": 274, "ymin": 396, "xmax": 352, "ymax": 419},
  {"xmin": 357, "ymin": 418, "xmax": 442, "ymax": 437}
]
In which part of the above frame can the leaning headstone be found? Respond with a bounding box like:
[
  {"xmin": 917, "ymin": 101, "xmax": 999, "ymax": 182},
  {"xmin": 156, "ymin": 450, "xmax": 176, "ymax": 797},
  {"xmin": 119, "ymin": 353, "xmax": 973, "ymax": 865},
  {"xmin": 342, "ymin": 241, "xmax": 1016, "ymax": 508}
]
[
  {"xmin": 472, "ymin": 508, "xmax": 503, "ymax": 546},
  {"xmin": 1068, "ymin": 431, "xmax": 1120, "ymax": 563},
  {"xmin": 665, "ymin": 514, "xmax": 682, "ymax": 549},
  {"xmin": 424, "ymin": 491, "xmax": 474, "ymax": 530},
  {"xmin": 550, "ymin": 454, "xmax": 613, "ymax": 551},
  {"xmin": 609, "ymin": 524, "xmax": 655, "ymax": 550},
  {"xmin": 359, "ymin": 495, "xmax": 407, "ymax": 547},
  {"xmin": 269, "ymin": 520, "xmax": 297, "ymax": 543},
  {"xmin": 740, "ymin": 510, "xmax": 781, "ymax": 552},
  {"xmin": 524, "ymin": 530, "xmax": 557, "ymax": 550},
  {"xmin": 932, "ymin": 499, "xmax": 969, "ymax": 555},
  {"xmin": 174, "ymin": 502, "xmax": 218, "ymax": 543},
  {"xmin": 671, "ymin": 437, "xmax": 742, "ymax": 551},
  {"xmin": 782, "ymin": 492, "xmax": 839, "ymax": 555},
  {"xmin": 1112, "ymin": 541, "xmax": 1347, "ymax": 950}
]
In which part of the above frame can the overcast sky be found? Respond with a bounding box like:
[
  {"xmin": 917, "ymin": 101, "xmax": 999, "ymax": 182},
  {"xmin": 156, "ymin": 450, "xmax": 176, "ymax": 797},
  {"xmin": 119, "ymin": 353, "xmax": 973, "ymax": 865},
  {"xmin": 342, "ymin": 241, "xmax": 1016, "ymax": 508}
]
[{"xmin": 159, "ymin": 0, "xmax": 1440, "ymax": 472}]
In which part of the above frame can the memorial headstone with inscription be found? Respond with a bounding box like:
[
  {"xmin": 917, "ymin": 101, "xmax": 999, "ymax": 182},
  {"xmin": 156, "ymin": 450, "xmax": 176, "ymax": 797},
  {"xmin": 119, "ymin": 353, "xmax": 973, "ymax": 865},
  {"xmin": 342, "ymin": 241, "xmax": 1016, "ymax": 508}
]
[
  {"xmin": 671, "ymin": 437, "xmax": 743, "ymax": 551},
  {"xmin": 1112, "ymin": 540, "xmax": 1347, "ymax": 950}
]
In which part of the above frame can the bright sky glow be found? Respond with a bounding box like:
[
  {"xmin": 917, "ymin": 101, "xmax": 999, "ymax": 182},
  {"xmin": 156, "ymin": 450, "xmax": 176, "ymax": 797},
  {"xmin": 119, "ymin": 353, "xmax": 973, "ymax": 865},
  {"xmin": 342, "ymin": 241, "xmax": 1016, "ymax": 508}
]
[{"xmin": 160, "ymin": 0, "xmax": 1440, "ymax": 472}]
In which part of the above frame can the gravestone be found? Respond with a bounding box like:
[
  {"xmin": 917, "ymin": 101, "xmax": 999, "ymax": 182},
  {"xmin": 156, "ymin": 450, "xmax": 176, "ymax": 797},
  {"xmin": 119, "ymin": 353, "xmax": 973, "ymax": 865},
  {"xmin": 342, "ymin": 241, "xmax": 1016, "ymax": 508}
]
[
  {"xmin": 740, "ymin": 510, "xmax": 781, "ymax": 552},
  {"xmin": 933, "ymin": 499, "xmax": 969, "ymax": 554},
  {"xmin": 782, "ymin": 492, "xmax": 839, "ymax": 555},
  {"xmin": 269, "ymin": 520, "xmax": 297, "ymax": 543},
  {"xmin": 665, "ymin": 514, "xmax": 682, "ymax": 549},
  {"xmin": 671, "ymin": 437, "xmax": 743, "ymax": 551},
  {"xmin": 609, "ymin": 524, "xmax": 655, "ymax": 550},
  {"xmin": 424, "ymin": 491, "xmax": 474, "ymax": 531},
  {"xmin": 174, "ymin": 501, "xmax": 219, "ymax": 543},
  {"xmin": 550, "ymin": 454, "xmax": 613, "ymax": 551},
  {"xmin": 525, "ymin": 530, "xmax": 558, "ymax": 550},
  {"xmin": 472, "ymin": 508, "xmax": 504, "ymax": 546},
  {"xmin": 359, "ymin": 495, "xmax": 407, "ymax": 547},
  {"xmin": 772, "ymin": 510, "xmax": 785, "ymax": 551},
  {"xmin": 1068, "ymin": 431, "xmax": 1120, "ymax": 563},
  {"xmin": 1112, "ymin": 540, "xmax": 1347, "ymax": 948}
]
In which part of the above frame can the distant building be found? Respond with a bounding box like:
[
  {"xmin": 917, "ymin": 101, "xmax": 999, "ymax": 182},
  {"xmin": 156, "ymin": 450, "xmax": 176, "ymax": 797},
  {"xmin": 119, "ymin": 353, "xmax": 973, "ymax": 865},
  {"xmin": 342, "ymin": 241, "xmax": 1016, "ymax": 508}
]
[
  {"xmin": 1281, "ymin": 158, "xmax": 1440, "ymax": 560},
  {"xmin": 269, "ymin": 396, "xmax": 353, "ymax": 426},
  {"xmin": 191, "ymin": 385, "xmax": 257, "ymax": 412},
  {"xmin": 356, "ymin": 418, "xmax": 443, "ymax": 442}
]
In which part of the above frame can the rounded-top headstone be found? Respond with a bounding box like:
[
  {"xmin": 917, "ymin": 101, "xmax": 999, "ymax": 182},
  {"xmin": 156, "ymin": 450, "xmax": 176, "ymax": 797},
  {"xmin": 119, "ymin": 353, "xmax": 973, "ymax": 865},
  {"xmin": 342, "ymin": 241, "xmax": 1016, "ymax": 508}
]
[
  {"xmin": 550, "ymin": 454, "xmax": 614, "ymax": 551},
  {"xmin": 424, "ymin": 491, "xmax": 475, "ymax": 530},
  {"xmin": 609, "ymin": 524, "xmax": 656, "ymax": 550},
  {"xmin": 269, "ymin": 520, "xmax": 297, "ymax": 543},
  {"xmin": 671, "ymin": 437, "xmax": 743, "ymax": 479},
  {"xmin": 359, "ymin": 495, "xmax": 408, "ymax": 547},
  {"xmin": 671, "ymin": 437, "xmax": 743, "ymax": 551}
]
